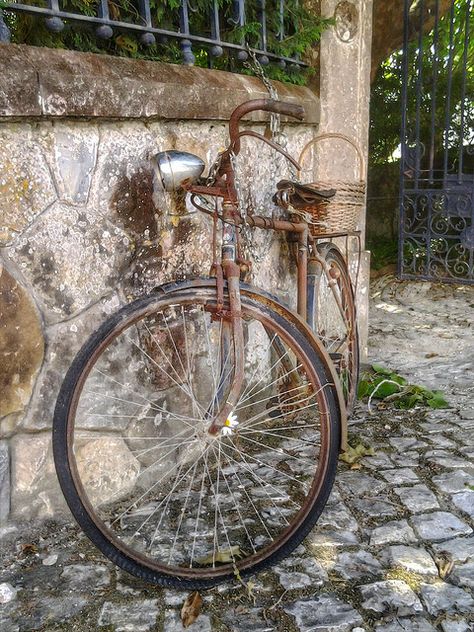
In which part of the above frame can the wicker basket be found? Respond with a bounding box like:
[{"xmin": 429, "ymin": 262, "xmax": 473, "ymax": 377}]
[{"xmin": 298, "ymin": 133, "xmax": 366, "ymax": 237}]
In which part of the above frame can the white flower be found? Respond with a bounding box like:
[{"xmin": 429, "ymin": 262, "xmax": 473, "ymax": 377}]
[{"xmin": 221, "ymin": 412, "xmax": 238, "ymax": 436}]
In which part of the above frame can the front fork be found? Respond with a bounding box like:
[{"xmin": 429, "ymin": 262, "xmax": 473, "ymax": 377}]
[
  {"xmin": 207, "ymin": 220, "xmax": 245, "ymax": 435},
  {"xmin": 207, "ymin": 214, "xmax": 322, "ymax": 434}
]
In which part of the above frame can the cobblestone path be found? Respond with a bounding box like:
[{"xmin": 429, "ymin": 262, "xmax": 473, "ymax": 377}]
[{"xmin": 1, "ymin": 276, "xmax": 473, "ymax": 632}]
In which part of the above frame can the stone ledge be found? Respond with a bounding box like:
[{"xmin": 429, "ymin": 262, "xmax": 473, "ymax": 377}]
[{"xmin": 0, "ymin": 44, "xmax": 320, "ymax": 124}]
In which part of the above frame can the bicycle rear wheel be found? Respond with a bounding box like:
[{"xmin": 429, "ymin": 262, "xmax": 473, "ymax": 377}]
[
  {"xmin": 53, "ymin": 280, "xmax": 340, "ymax": 590},
  {"xmin": 307, "ymin": 243, "xmax": 359, "ymax": 414}
]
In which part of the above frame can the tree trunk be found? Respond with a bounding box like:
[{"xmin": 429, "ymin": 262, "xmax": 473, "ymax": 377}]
[{"xmin": 371, "ymin": 0, "xmax": 453, "ymax": 82}]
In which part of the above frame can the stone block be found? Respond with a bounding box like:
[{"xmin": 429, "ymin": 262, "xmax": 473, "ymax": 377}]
[
  {"xmin": 0, "ymin": 44, "xmax": 42, "ymax": 118},
  {"xmin": 284, "ymin": 593, "xmax": 363, "ymax": 631},
  {"xmin": 20, "ymin": 293, "xmax": 121, "ymax": 431},
  {"xmin": 432, "ymin": 471, "xmax": 474, "ymax": 495},
  {"xmin": 451, "ymin": 491, "xmax": 474, "ymax": 519},
  {"xmin": 277, "ymin": 570, "xmax": 313, "ymax": 590},
  {"xmin": 317, "ymin": 501, "xmax": 359, "ymax": 532},
  {"xmin": 431, "ymin": 536, "xmax": 474, "ymax": 564},
  {"xmin": 89, "ymin": 121, "xmax": 156, "ymax": 224},
  {"xmin": 387, "ymin": 545, "xmax": 438, "ymax": 576},
  {"xmin": 410, "ymin": 512, "xmax": 472, "ymax": 542},
  {"xmin": 52, "ymin": 126, "xmax": 98, "ymax": 205},
  {"xmin": 10, "ymin": 433, "xmax": 67, "ymax": 519},
  {"xmin": 389, "ymin": 436, "xmax": 427, "ymax": 452},
  {"xmin": 380, "ymin": 468, "xmax": 420, "ymax": 485},
  {"xmin": 360, "ymin": 580, "xmax": 423, "ymax": 616},
  {"xmin": 451, "ymin": 561, "xmax": 474, "ymax": 590},
  {"xmin": 352, "ymin": 496, "xmax": 398, "ymax": 518},
  {"xmin": 0, "ymin": 582, "xmax": 17, "ymax": 604},
  {"xmin": 337, "ymin": 471, "xmax": 386, "ymax": 496},
  {"xmin": 375, "ymin": 619, "xmax": 436, "ymax": 632},
  {"xmin": 440, "ymin": 621, "xmax": 471, "ymax": 632},
  {"xmin": 9, "ymin": 203, "xmax": 130, "ymax": 322},
  {"xmin": 369, "ymin": 519, "xmax": 417, "ymax": 547},
  {"xmin": 0, "ymin": 267, "xmax": 44, "ymax": 423},
  {"xmin": 0, "ymin": 44, "xmax": 320, "ymax": 124},
  {"xmin": 420, "ymin": 582, "xmax": 474, "ymax": 616},
  {"xmin": 309, "ymin": 530, "xmax": 360, "ymax": 547},
  {"xmin": 60, "ymin": 564, "xmax": 111, "ymax": 592},
  {"xmin": 0, "ymin": 441, "xmax": 10, "ymax": 522},
  {"xmin": 75, "ymin": 436, "xmax": 140, "ymax": 507},
  {"xmin": 394, "ymin": 485, "xmax": 440, "ymax": 513},
  {"xmin": 0, "ymin": 126, "xmax": 56, "ymax": 245},
  {"xmin": 98, "ymin": 599, "xmax": 160, "ymax": 631},
  {"xmin": 14, "ymin": 595, "xmax": 89, "ymax": 630},
  {"xmin": 333, "ymin": 549, "xmax": 382, "ymax": 580},
  {"xmin": 427, "ymin": 456, "xmax": 474, "ymax": 470},
  {"xmin": 219, "ymin": 607, "xmax": 273, "ymax": 632}
]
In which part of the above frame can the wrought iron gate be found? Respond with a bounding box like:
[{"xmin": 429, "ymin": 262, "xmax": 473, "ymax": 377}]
[{"xmin": 399, "ymin": 0, "xmax": 473, "ymax": 284}]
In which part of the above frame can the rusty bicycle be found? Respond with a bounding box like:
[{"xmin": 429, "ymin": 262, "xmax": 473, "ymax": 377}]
[{"xmin": 53, "ymin": 99, "xmax": 359, "ymax": 589}]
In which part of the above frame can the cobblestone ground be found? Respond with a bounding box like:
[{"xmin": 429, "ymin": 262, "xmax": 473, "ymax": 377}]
[{"xmin": 1, "ymin": 276, "xmax": 473, "ymax": 632}]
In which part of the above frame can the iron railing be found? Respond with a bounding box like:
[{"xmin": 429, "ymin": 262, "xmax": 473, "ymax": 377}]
[
  {"xmin": 0, "ymin": 1, "xmax": 307, "ymax": 70},
  {"xmin": 399, "ymin": 0, "xmax": 473, "ymax": 284}
]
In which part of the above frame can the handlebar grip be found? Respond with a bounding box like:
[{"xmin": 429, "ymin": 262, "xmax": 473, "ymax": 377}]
[
  {"xmin": 266, "ymin": 100, "xmax": 305, "ymax": 121},
  {"xmin": 229, "ymin": 98, "xmax": 305, "ymax": 154}
]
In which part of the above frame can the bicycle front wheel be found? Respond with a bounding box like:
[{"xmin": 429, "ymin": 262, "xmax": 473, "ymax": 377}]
[
  {"xmin": 53, "ymin": 280, "xmax": 340, "ymax": 590},
  {"xmin": 308, "ymin": 243, "xmax": 359, "ymax": 414}
]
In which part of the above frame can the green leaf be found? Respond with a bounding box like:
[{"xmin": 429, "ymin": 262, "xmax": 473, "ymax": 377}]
[
  {"xmin": 427, "ymin": 393, "xmax": 449, "ymax": 409},
  {"xmin": 357, "ymin": 380, "xmax": 371, "ymax": 398},
  {"xmin": 372, "ymin": 364, "xmax": 392, "ymax": 375},
  {"xmin": 397, "ymin": 393, "xmax": 423, "ymax": 409},
  {"xmin": 389, "ymin": 373, "xmax": 407, "ymax": 386},
  {"xmin": 371, "ymin": 379, "xmax": 401, "ymax": 399}
]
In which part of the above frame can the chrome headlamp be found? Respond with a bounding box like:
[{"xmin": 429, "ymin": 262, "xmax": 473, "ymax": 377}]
[{"xmin": 154, "ymin": 150, "xmax": 205, "ymax": 192}]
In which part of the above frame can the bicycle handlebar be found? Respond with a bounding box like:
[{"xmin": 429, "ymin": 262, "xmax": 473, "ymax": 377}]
[{"xmin": 229, "ymin": 98, "xmax": 305, "ymax": 155}]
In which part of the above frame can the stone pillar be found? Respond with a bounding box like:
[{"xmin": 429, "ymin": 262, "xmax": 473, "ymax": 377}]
[{"xmin": 313, "ymin": 0, "xmax": 373, "ymax": 361}]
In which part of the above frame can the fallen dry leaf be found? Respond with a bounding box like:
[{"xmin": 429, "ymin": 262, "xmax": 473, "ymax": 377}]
[
  {"xmin": 181, "ymin": 591, "xmax": 203, "ymax": 629},
  {"xmin": 340, "ymin": 442, "xmax": 375, "ymax": 465},
  {"xmin": 196, "ymin": 545, "xmax": 242, "ymax": 565},
  {"xmin": 434, "ymin": 551, "xmax": 454, "ymax": 579}
]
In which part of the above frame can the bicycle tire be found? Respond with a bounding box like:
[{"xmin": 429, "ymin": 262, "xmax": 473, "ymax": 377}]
[
  {"xmin": 53, "ymin": 279, "xmax": 341, "ymax": 590},
  {"xmin": 307, "ymin": 243, "xmax": 360, "ymax": 414}
]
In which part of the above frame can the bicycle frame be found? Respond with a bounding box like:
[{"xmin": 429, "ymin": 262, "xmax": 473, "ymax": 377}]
[{"xmin": 180, "ymin": 98, "xmax": 349, "ymax": 441}]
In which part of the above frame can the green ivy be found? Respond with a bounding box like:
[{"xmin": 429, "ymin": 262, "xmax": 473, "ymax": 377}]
[
  {"xmin": 358, "ymin": 365, "xmax": 450, "ymax": 410},
  {"xmin": 4, "ymin": 1, "xmax": 332, "ymax": 85}
]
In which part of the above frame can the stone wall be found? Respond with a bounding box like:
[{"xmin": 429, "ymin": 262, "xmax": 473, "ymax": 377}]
[{"xmin": 0, "ymin": 11, "xmax": 372, "ymax": 522}]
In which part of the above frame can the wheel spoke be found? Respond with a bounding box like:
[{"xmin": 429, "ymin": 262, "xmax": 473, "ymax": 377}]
[{"xmin": 61, "ymin": 290, "xmax": 338, "ymax": 585}]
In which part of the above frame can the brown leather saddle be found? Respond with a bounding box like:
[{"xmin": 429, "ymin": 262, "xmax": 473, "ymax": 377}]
[{"xmin": 273, "ymin": 179, "xmax": 336, "ymax": 210}]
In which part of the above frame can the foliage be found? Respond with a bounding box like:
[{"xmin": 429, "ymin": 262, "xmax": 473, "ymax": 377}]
[
  {"xmin": 367, "ymin": 0, "xmax": 473, "ymax": 252},
  {"xmin": 4, "ymin": 0, "xmax": 332, "ymax": 85},
  {"xmin": 369, "ymin": 0, "xmax": 474, "ymax": 167},
  {"xmin": 358, "ymin": 365, "xmax": 450, "ymax": 410},
  {"xmin": 367, "ymin": 237, "xmax": 398, "ymax": 270}
]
